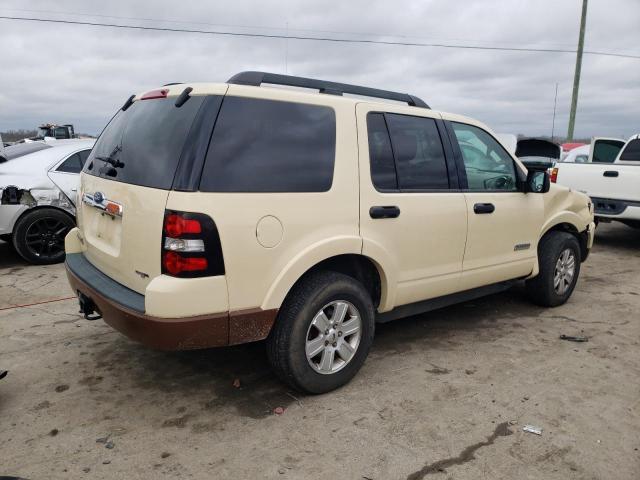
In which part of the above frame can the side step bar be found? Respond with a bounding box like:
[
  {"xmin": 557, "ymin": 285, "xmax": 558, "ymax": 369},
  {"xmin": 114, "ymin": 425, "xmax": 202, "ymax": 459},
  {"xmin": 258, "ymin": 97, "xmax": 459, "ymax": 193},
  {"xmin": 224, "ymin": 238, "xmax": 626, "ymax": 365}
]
[{"xmin": 376, "ymin": 280, "xmax": 517, "ymax": 323}]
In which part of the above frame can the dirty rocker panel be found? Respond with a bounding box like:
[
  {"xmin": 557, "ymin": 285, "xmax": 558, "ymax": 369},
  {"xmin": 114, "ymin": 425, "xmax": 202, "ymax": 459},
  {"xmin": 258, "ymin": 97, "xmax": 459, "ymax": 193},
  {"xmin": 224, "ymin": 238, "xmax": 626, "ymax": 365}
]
[{"xmin": 376, "ymin": 280, "xmax": 519, "ymax": 323}]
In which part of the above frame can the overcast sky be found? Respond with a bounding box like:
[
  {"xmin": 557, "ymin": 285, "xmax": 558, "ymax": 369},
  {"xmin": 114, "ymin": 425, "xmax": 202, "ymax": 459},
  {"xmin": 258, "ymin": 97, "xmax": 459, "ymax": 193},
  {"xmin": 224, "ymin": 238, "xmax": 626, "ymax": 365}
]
[{"xmin": 0, "ymin": 0, "xmax": 638, "ymax": 139}]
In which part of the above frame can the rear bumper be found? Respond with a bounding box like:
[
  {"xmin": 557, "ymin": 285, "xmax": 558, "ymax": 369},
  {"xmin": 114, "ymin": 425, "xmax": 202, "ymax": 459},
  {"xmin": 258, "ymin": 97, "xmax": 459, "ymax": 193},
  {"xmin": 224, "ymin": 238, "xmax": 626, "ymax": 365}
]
[
  {"xmin": 592, "ymin": 197, "xmax": 640, "ymax": 220},
  {"xmin": 65, "ymin": 253, "xmax": 277, "ymax": 350}
]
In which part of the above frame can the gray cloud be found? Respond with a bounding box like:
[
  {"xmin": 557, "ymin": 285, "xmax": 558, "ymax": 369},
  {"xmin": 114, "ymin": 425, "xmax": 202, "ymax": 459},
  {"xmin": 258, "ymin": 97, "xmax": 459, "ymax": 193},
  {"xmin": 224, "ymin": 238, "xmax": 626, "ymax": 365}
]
[{"xmin": 0, "ymin": 0, "xmax": 638, "ymax": 139}]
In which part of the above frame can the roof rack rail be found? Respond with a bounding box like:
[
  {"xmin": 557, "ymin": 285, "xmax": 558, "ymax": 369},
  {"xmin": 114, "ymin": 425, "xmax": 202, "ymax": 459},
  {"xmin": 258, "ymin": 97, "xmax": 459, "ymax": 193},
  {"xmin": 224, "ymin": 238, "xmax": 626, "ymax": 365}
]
[{"xmin": 227, "ymin": 71, "xmax": 429, "ymax": 109}]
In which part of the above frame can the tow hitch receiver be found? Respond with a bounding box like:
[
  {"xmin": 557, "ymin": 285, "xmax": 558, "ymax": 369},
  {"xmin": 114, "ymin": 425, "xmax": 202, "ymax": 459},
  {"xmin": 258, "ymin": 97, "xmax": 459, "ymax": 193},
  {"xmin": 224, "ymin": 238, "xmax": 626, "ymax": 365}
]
[{"xmin": 78, "ymin": 292, "xmax": 102, "ymax": 321}]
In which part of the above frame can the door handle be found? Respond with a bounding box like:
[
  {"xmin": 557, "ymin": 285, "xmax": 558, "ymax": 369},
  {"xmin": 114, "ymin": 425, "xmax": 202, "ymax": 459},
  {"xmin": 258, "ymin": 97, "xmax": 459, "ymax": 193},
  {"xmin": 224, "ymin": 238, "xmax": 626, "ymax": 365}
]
[
  {"xmin": 473, "ymin": 203, "xmax": 495, "ymax": 214},
  {"xmin": 603, "ymin": 170, "xmax": 619, "ymax": 177},
  {"xmin": 370, "ymin": 206, "xmax": 400, "ymax": 219}
]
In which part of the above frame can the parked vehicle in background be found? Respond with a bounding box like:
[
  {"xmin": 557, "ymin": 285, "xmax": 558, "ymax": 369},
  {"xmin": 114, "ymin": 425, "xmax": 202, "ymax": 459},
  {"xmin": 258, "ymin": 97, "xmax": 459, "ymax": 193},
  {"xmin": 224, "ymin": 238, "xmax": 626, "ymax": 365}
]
[
  {"xmin": 552, "ymin": 135, "xmax": 640, "ymax": 228},
  {"xmin": 0, "ymin": 141, "xmax": 52, "ymax": 164},
  {"xmin": 496, "ymin": 133, "xmax": 517, "ymax": 154},
  {"xmin": 562, "ymin": 144, "xmax": 590, "ymax": 164},
  {"xmin": 515, "ymin": 138, "xmax": 561, "ymax": 168},
  {"xmin": 561, "ymin": 142, "xmax": 587, "ymax": 161},
  {"xmin": 0, "ymin": 139, "xmax": 94, "ymax": 263},
  {"xmin": 65, "ymin": 72, "xmax": 594, "ymax": 393},
  {"xmin": 615, "ymin": 133, "xmax": 640, "ymax": 165},
  {"xmin": 35, "ymin": 123, "xmax": 76, "ymax": 140}
]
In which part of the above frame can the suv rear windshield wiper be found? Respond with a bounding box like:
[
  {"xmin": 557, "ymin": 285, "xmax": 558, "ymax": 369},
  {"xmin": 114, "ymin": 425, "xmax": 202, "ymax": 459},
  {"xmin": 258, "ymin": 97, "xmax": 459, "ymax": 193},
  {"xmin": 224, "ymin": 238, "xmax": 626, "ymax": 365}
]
[
  {"xmin": 95, "ymin": 155, "xmax": 125, "ymax": 168},
  {"xmin": 95, "ymin": 145, "xmax": 125, "ymax": 168}
]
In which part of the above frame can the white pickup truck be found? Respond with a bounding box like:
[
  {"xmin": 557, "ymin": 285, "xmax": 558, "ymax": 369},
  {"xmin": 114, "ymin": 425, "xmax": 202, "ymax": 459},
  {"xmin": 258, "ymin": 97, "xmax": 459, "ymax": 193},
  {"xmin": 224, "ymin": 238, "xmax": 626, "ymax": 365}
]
[{"xmin": 553, "ymin": 135, "xmax": 640, "ymax": 228}]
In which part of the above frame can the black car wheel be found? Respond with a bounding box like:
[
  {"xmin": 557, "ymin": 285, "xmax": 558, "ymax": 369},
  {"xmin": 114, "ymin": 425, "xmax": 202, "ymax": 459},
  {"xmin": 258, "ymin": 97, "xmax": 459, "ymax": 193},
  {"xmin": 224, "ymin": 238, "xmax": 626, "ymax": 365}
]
[{"xmin": 13, "ymin": 208, "xmax": 75, "ymax": 264}]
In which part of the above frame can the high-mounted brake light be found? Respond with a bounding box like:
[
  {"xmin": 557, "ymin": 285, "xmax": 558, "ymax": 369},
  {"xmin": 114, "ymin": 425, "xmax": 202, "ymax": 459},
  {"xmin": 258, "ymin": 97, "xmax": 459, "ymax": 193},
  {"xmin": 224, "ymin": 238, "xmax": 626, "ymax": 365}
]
[
  {"xmin": 550, "ymin": 167, "xmax": 559, "ymax": 183},
  {"xmin": 141, "ymin": 88, "xmax": 169, "ymax": 100},
  {"xmin": 161, "ymin": 210, "xmax": 225, "ymax": 278}
]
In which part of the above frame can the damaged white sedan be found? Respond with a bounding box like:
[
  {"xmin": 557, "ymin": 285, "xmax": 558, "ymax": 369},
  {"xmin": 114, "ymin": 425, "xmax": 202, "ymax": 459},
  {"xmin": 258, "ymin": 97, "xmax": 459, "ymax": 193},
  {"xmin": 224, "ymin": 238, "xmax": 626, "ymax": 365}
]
[{"xmin": 0, "ymin": 139, "xmax": 94, "ymax": 264}]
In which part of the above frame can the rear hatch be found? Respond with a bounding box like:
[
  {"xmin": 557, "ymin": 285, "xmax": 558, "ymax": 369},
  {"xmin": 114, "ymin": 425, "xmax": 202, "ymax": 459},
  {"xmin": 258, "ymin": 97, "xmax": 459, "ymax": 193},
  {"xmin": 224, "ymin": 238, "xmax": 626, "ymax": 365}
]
[
  {"xmin": 516, "ymin": 138, "xmax": 561, "ymax": 168},
  {"xmin": 78, "ymin": 89, "xmax": 213, "ymax": 294}
]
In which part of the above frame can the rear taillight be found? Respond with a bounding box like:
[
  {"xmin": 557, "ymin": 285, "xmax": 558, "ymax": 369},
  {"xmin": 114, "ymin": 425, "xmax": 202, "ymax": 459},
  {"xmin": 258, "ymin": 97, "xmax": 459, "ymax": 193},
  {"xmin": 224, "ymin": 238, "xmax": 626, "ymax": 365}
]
[
  {"xmin": 161, "ymin": 210, "xmax": 225, "ymax": 278},
  {"xmin": 550, "ymin": 167, "xmax": 558, "ymax": 183},
  {"xmin": 164, "ymin": 213, "xmax": 201, "ymax": 237}
]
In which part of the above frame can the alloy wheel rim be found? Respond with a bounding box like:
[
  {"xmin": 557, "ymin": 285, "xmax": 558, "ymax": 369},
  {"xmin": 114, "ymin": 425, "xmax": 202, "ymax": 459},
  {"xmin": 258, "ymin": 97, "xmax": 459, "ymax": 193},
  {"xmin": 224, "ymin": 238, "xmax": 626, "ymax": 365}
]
[
  {"xmin": 553, "ymin": 248, "xmax": 576, "ymax": 295},
  {"xmin": 305, "ymin": 300, "xmax": 362, "ymax": 375},
  {"xmin": 25, "ymin": 217, "xmax": 69, "ymax": 259}
]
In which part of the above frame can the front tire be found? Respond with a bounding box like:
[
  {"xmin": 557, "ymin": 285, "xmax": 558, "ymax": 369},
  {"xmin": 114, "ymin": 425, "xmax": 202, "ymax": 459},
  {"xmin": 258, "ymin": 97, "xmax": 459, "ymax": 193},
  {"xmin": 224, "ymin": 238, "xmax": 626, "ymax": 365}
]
[
  {"xmin": 525, "ymin": 231, "xmax": 581, "ymax": 307},
  {"xmin": 12, "ymin": 208, "xmax": 74, "ymax": 265},
  {"xmin": 266, "ymin": 271, "xmax": 375, "ymax": 394}
]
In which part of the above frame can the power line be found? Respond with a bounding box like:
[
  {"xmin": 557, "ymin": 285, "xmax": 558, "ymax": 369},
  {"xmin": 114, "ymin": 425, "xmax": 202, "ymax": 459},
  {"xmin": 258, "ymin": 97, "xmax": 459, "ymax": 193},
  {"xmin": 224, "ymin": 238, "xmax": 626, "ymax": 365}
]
[
  {"xmin": 1, "ymin": 15, "xmax": 639, "ymax": 60},
  {"xmin": 0, "ymin": 6, "xmax": 593, "ymax": 51}
]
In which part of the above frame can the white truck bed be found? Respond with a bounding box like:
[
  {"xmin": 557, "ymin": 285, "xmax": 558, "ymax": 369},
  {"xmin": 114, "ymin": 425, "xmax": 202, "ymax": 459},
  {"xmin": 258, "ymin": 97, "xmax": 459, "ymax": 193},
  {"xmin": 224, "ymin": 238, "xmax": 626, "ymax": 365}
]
[{"xmin": 554, "ymin": 135, "xmax": 640, "ymax": 223}]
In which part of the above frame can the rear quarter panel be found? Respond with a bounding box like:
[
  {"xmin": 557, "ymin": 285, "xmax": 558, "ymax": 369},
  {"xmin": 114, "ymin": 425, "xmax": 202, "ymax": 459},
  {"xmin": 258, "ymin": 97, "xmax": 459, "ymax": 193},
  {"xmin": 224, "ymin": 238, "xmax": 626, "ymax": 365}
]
[{"xmin": 166, "ymin": 86, "xmax": 361, "ymax": 312}]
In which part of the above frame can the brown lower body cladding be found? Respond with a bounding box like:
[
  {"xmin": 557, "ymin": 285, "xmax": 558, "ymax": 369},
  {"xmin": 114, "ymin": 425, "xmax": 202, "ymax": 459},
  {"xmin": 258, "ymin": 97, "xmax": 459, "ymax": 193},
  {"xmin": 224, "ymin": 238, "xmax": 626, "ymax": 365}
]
[{"xmin": 65, "ymin": 266, "xmax": 277, "ymax": 351}]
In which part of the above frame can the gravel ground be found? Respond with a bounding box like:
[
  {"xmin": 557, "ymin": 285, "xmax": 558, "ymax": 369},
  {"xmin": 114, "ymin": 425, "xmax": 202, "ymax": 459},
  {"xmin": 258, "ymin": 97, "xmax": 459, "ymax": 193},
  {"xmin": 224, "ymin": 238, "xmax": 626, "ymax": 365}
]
[{"xmin": 1, "ymin": 222, "xmax": 639, "ymax": 479}]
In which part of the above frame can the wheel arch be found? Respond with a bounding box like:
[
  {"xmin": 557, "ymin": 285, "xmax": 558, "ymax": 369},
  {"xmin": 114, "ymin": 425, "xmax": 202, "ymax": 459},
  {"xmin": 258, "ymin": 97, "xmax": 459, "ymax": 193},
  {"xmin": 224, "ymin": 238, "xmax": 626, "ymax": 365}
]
[
  {"xmin": 540, "ymin": 219, "xmax": 589, "ymax": 262},
  {"xmin": 12, "ymin": 205, "xmax": 76, "ymax": 234},
  {"xmin": 261, "ymin": 237, "xmax": 391, "ymax": 314}
]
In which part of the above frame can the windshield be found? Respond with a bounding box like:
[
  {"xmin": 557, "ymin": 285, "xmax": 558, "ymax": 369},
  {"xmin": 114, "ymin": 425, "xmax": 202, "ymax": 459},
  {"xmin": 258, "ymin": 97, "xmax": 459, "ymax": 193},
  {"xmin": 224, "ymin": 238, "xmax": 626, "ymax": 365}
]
[
  {"xmin": 1, "ymin": 142, "xmax": 52, "ymax": 162},
  {"xmin": 84, "ymin": 96, "xmax": 205, "ymax": 190}
]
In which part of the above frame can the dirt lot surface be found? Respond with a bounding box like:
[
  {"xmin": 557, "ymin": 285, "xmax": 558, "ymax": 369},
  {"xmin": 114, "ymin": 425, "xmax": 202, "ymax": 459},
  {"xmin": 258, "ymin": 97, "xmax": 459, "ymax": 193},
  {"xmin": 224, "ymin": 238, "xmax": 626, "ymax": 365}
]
[{"xmin": 1, "ymin": 223, "xmax": 639, "ymax": 479}]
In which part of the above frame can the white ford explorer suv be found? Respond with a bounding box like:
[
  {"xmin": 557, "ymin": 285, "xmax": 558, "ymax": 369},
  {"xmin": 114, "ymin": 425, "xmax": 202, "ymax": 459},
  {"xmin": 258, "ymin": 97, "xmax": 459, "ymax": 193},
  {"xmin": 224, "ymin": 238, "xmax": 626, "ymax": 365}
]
[{"xmin": 65, "ymin": 72, "xmax": 595, "ymax": 393}]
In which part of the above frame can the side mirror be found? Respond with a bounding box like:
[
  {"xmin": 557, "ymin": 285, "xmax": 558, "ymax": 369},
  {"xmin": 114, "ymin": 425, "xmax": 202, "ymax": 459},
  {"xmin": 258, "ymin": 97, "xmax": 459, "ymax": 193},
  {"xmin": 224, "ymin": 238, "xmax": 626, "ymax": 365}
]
[{"xmin": 526, "ymin": 169, "xmax": 550, "ymax": 193}]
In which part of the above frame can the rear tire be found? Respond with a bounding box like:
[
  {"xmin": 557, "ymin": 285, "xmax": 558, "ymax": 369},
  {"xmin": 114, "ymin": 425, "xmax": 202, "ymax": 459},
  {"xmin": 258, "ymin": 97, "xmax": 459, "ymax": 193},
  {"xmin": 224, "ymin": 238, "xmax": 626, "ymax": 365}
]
[
  {"xmin": 12, "ymin": 208, "xmax": 74, "ymax": 265},
  {"xmin": 525, "ymin": 231, "xmax": 581, "ymax": 307},
  {"xmin": 266, "ymin": 271, "xmax": 375, "ymax": 394}
]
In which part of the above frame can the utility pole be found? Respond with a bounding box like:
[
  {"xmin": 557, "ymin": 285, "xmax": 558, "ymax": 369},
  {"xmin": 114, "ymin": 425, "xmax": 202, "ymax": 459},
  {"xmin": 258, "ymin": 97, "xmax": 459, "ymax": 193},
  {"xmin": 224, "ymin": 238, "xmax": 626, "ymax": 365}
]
[
  {"xmin": 551, "ymin": 82, "xmax": 558, "ymax": 142},
  {"xmin": 567, "ymin": 0, "xmax": 588, "ymax": 141}
]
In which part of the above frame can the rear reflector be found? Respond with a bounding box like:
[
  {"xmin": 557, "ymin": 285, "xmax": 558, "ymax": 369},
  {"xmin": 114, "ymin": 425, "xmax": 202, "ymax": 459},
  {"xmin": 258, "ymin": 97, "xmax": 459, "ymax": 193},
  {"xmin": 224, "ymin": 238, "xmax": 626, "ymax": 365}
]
[
  {"xmin": 550, "ymin": 167, "xmax": 559, "ymax": 183},
  {"xmin": 141, "ymin": 88, "xmax": 169, "ymax": 100},
  {"xmin": 163, "ymin": 251, "xmax": 208, "ymax": 276}
]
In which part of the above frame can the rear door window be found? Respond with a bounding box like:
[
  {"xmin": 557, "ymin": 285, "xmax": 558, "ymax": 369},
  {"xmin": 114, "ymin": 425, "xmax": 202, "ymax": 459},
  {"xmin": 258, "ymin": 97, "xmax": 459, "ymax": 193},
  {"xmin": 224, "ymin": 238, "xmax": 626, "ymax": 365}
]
[
  {"xmin": 199, "ymin": 97, "xmax": 336, "ymax": 192},
  {"xmin": 366, "ymin": 113, "xmax": 448, "ymax": 191},
  {"xmin": 385, "ymin": 114, "xmax": 449, "ymax": 190},
  {"xmin": 56, "ymin": 149, "xmax": 91, "ymax": 173},
  {"xmin": 619, "ymin": 139, "xmax": 640, "ymax": 161},
  {"xmin": 366, "ymin": 113, "xmax": 397, "ymax": 190},
  {"xmin": 84, "ymin": 96, "xmax": 205, "ymax": 189},
  {"xmin": 592, "ymin": 139, "xmax": 625, "ymax": 163}
]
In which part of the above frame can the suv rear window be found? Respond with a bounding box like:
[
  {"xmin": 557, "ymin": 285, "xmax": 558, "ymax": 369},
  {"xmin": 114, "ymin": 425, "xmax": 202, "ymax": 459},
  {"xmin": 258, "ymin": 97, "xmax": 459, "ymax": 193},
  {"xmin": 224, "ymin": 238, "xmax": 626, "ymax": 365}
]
[
  {"xmin": 84, "ymin": 96, "xmax": 205, "ymax": 189},
  {"xmin": 199, "ymin": 97, "xmax": 336, "ymax": 192},
  {"xmin": 619, "ymin": 139, "xmax": 640, "ymax": 161}
]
